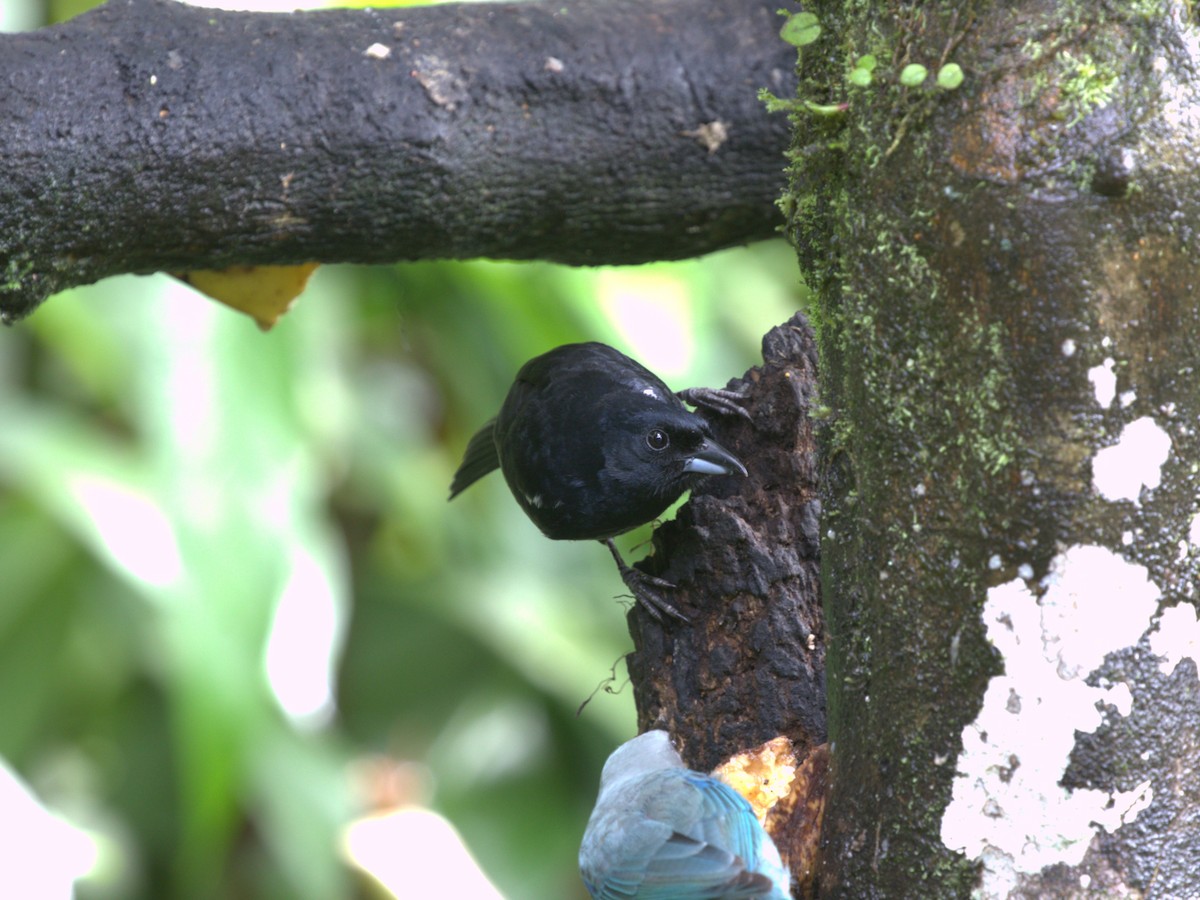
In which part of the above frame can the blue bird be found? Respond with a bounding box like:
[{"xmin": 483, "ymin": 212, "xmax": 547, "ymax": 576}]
[{"xmin": 580, "ymin": 730, "xmax": 793, "ymax": 900}]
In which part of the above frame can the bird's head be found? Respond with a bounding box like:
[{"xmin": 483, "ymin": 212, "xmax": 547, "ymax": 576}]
[
  {"xmin": 602, "ymin": 403, "xmax": 747, "ymax": 507},
  {"xmin": 599, "ymin": 730, "xmax": 684, "ymax": 792}
]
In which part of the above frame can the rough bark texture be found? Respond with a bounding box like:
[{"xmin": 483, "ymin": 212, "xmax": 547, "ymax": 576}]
[
  {"xmin": 0, "ymin": 0, "xmax": 796, "ymax": 322},
  {"xmin": 791, "ymin": 1, "xmax": 1200, "ymax": 897},
  {"xmin": 627, "ymin": 313, "xmax": 827, "ymax": 895},
  {"xmin": 628, "ymin": 314, "xmax": 824, "ymax": 758}
]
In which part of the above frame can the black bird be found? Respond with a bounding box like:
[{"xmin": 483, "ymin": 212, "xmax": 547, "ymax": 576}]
[{"xmin": 449, "ymin": 342, "xmax": 749, "ymax": 621}]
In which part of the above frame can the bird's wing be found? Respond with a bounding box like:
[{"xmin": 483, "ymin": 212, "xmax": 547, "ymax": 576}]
[
  {"xmin": 682, "ymin": 772, "xmax": 765, "ymax": 868},
  {"xmin": 591, "ymin": 831, "xmax": 775, "ymax": 900},
  {"xmin": 586, "ymin": 774, "xmax": 777, "ymax": 900},
  {"xmin": 448, "ymin": 418, "xmax": 499, "ymax": 498}
]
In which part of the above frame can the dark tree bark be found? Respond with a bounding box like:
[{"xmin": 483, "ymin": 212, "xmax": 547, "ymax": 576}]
[
  {"xmin": 0, "ymin": 0, "xmax": 795, "ymax": 322},
  {"xmin": 627, "ymin": 313, "xmax": 828, "ymax": 896},
  {"xmin": 629, "ymin": 314, "xmax": 824, "ymax": 763}
]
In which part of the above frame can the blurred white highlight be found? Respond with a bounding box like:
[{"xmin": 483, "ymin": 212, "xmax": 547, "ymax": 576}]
[
  {"xmin": 71, "ymin": 476, "xmax": 183, "ymax": 589},
  {"xmin": 342, "ymin": 807, "xmax": 505, "ymax": 899},
  {"xmin": 597, "ymin": 271, "xmax": 693, "ymax": 379},
  {"xmin": 0, "ymin": 760, "xmax": 98, "ymax": 899},
  {"xmin": 265, "ymin": 546, "xmax": 346, "ymax": 727}
]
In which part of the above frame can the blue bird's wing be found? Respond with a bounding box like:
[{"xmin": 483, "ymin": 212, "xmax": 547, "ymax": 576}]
[
  {"xmin": 637, "ymin": 832, "xmax": 778, "ymax": 899},
  {"xmin": 588, "ymin": 833, "xmax": 777, "ymax": 900},
  {"xmin": 681, "ymin": 772, "xmax": 765, "ymax": 866},
  {"xmin": 584, "ymin": 771, "xmax": 784, "ymax": 900}
]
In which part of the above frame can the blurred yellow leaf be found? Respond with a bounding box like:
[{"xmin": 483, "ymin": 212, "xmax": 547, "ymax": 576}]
[{"xmin": 175, "ymin": 263, "xmax": 320, "ymax": 329}]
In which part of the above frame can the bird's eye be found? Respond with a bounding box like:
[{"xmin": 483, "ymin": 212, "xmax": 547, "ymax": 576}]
[{"xmin": 646, "ymin": 428, "xmax": 670, "ymax": 451}]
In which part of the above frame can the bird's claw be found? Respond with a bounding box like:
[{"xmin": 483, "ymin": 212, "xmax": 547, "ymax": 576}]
[
  {"xmin": 622, "ymin": 568, "xmax": 688, "ymax": 623},
  {"xmin": 604, "ymin": 538, "xmax": 689, "ymax": 623},
  {"xmin": 677, "ymin": 386, "xmax": 753, "ymax": 422}
]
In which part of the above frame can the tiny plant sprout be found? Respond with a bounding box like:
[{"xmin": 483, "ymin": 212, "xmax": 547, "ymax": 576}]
[
  {"xmin": 848, "ymin": 67, "xmax": 872, "ymax": 87},
  {"xmin": 900, "ymin": 63, "xmax": 928, "ymax": 86},
  {"xmin": 804, "ymin": 100, "xmax": 849, "ymax": 116},
  {"xmin": 848, "ymin": 54, "xmax": 876, "ymax": 87},
  {"xmin": 937, "ymin": 63, "xmax": 964, "ymax": 90},
  {"xmin": 780, "ymin": 11, "xmax": 821, "ymax": 47}
]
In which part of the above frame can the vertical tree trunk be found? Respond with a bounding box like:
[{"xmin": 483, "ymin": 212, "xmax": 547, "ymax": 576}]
[
  {"xmin": 793, "ymin": 2, "xmax": 1200, "ymax": 896},
  {"xmin": 627, "ymin": 315, "xmax": 828, "ymax": 896}
]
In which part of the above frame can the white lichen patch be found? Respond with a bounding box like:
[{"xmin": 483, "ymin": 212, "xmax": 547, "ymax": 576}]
[
  {"xmin": 1087, "ymin": 358, "xmax": 1117, "ymax": 408},
  {"xmin": 1091, "ymin": 416, "xmax": 1172, "ymax": 504},
  {"xmin": 1149, "ymin": 602, "xmax": 1200, "ymax": 681},
  {"xmin": 941, "ymin": 545, "xmax": 1159, "ymax": 895}
]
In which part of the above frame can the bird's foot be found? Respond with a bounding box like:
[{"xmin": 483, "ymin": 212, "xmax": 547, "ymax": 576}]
[
  {"xmin": 621, "ymin": 567, "xmax": 688, "ymax": 623},
  {"xmin": 677, "ymin": 385, "xmax": 752, "ymax": 422},
  {"xmin": 604, "ymin": 539, "xmax": 689, "ymax": 623}
]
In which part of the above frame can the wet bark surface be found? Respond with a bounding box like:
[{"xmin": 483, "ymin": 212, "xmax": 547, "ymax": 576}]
[
  {"xmin": 792, "ymin": 2, "xmax": 1200, "ymax": 896},
  {"xmin": 0, "ymin": 0, "xmax": 795, "ymax": 321}
]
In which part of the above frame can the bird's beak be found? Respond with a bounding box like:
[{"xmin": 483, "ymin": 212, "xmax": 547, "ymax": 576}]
[{"xmin": 683, "ymin": 437, "xmax": 748, "ymax": 478}]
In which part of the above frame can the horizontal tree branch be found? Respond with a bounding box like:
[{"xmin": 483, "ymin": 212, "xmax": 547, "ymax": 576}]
[{"xmin": 0, "ymin": 0, "xmax": 797, "ymax": 322}]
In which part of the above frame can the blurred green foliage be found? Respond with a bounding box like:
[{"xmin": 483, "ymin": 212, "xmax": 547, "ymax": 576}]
[{"xmin": 0, "ymin": 246, "xmax": 802, "ymax": 899}]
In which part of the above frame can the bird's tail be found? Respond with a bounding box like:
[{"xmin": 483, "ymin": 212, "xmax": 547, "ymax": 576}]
[{"xmin": 448, "ymin": 418, "xmax": 500, "ymax": 499}]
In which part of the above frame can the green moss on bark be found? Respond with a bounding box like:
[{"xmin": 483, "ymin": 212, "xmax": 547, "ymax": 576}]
[{"xmin": 782, "ymin": 2, "xmax": 1192, "ymax": 896}]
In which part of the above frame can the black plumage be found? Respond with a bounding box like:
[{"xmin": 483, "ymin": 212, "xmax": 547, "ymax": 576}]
[{"xmin": 450, "ymin": 342, "xmax": 748, "ymax": 620}]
